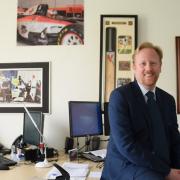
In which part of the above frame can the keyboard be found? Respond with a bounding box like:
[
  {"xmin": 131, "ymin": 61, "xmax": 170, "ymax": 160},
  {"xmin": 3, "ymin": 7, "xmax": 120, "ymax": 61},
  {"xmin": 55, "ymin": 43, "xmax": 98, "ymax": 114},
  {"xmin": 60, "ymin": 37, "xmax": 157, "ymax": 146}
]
[
  {"xmin": 0, "ymin": 155, "xmax": 17, "ymax": 166},
  {"xmin": 81, "ymin": 152, "xmax": 104, "ymax": 162}
]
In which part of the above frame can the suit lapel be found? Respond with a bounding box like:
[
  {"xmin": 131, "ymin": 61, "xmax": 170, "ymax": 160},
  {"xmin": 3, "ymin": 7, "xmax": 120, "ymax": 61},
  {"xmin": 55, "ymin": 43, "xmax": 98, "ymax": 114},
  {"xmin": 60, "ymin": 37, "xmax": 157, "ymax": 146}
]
[
  {"xmin": 155, "ymin": 89, "xmax": 168, "ymax": 131},
  {"xmin": 155, "ymin": 88, "xmax": 164, "ymax": 112},
  {"xmin": 131, "ymin": 81, "xmax": 152, "ymax": 125},
  {"xmin": 131, "ymin": 81, "xmax": 154, "ymax": 139}
]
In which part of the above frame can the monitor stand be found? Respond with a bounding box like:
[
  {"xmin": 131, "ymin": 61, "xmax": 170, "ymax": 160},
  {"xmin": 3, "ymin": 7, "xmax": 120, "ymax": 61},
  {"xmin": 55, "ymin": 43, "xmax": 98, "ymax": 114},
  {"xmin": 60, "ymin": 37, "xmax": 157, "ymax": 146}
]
[
  {"xmin": 85, "ymin": 136, "xmax": 91, "ymax": 152},
  {"xmin": 75, "ymin": 136, "xmax": 92, "ymax": 157},
  {"xmin": 76, "ymin": 136, "xmax": 91, "ymax": 152}
]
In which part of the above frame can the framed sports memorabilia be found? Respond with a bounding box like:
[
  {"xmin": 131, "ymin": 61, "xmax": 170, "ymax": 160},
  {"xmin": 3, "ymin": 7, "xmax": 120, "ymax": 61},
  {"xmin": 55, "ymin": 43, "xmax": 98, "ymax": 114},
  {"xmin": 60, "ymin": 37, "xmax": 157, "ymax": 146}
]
[{"xmin": 99, "ymin": 15, "xmax": 138, "ymax": 103}]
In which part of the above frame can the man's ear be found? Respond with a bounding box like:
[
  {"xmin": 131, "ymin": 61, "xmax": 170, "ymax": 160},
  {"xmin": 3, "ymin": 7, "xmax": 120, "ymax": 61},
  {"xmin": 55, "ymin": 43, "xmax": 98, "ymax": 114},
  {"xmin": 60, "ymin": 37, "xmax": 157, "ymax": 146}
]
[{"xmin": 132, "ymin": 61, "xmax": 136, "ymax": 71}]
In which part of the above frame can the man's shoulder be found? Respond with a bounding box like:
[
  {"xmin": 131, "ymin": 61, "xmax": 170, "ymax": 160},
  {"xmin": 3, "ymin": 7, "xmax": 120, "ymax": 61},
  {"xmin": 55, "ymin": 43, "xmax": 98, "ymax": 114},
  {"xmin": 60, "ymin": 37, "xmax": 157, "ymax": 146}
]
[
  {"xmin": 111, "ymin": 82, "xmax": 135, "ymax": 98},
  {"xmin": 156, "ymin": 87, "xmax": 174, "ymax": 100},
  {"xmin": 114, "ymin": 81, "xmax": 135, "ymax": 92},
  {"xmin": 156, "ymin": 87, "xmax": 171, "ymax": 96}
]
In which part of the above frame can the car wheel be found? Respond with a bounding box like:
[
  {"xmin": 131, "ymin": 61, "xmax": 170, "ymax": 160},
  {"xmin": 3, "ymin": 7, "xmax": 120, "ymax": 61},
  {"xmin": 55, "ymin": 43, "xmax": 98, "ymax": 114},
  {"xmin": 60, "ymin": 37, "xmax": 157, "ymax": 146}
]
[{"xmin": 57, "ymin": 24, "xmax": 84, "ymax": 45}]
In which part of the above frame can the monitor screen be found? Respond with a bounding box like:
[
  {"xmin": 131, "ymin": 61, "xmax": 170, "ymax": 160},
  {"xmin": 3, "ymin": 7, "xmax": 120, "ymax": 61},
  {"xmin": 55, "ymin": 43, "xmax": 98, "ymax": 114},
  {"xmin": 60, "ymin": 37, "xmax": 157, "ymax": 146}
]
[
  {"xmin": 23, "ymin": 111, "xmax": 44, "ymax": 146},
  {"xmin": 104, "ymin": 102, "xmax": 110, "ymax": 136},
  {"xmin": 69, "ymin": 101, "xmax": 103, "ymax": 137}
]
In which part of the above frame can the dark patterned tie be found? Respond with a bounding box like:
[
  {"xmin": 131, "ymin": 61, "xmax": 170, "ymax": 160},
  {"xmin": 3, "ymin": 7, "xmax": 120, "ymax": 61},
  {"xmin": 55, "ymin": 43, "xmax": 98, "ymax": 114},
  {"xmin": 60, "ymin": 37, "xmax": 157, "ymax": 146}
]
[{"xmin": 146, "ymin": 91, "xmax": 169, "ymax": 162}]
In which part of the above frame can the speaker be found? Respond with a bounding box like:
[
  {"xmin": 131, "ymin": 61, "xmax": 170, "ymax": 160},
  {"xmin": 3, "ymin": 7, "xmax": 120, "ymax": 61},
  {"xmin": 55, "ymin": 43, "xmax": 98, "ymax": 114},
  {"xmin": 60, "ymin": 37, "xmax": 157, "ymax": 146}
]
[
  {"xmin": 46, "ymin": 147, "xmax": 58, "ymax": 158},
  {"xmin": 91, "ymin": 136, "xmax": 100, "ymax": 151},
  {"xmin": 65, "ymin": 137, "xmax": 74, "ymax": 154}
]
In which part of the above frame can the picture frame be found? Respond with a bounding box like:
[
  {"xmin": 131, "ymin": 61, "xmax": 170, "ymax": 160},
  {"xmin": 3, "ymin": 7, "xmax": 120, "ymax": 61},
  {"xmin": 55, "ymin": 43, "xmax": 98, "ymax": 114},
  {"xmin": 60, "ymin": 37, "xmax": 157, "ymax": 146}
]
[
  {"xmin": 17, "ymin": 0, "xmax": 84, "ymax": 46},
  {"xmin": 0, "ymin": 62, "xmax": 50, "ymax": 113},
  {"xmin": 99, "ymin": 15, "xmax": 138, "ymax": 104},
  {"xmin": 176, "ymin": 36, "xmax": 180, "ymax": 113}
]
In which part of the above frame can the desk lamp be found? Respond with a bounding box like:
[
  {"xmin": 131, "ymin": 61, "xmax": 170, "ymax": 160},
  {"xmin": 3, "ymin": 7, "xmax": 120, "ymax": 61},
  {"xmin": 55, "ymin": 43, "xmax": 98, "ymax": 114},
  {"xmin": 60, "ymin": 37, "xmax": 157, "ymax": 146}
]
[{"xmin": 24, "ymin": 105, "xmax": 51, "ymax": 168}]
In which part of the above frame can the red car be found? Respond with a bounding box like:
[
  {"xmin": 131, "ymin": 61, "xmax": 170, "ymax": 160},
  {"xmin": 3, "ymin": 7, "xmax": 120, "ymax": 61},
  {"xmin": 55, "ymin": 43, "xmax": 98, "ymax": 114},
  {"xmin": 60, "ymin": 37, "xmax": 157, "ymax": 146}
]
[{"xmin": 17, "ymin": 4, "xmax": 84, "ymax": 45}]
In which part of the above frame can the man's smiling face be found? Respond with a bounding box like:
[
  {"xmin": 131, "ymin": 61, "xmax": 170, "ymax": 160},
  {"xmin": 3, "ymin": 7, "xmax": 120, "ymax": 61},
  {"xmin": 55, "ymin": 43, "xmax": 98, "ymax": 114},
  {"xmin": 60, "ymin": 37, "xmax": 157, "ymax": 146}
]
[{"xmin": 133, "ymin": 48, "xmax": 162, "ymax": 90}]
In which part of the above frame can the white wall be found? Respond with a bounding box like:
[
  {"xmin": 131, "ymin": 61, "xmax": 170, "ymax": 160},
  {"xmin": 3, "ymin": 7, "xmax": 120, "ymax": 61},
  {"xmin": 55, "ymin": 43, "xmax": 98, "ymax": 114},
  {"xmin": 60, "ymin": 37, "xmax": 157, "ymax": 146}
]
[{"xmin": 0, "ymin": 0, "xmax": 180, "ymax": 150}]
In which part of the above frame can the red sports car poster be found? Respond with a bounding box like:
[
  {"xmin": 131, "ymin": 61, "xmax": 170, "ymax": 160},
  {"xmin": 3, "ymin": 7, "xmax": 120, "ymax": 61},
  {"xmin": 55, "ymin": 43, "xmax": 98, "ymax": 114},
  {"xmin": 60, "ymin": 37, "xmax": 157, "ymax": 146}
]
[{"xmin": 17, "ymin": 0, "xmax": 84, "ymax": 46}]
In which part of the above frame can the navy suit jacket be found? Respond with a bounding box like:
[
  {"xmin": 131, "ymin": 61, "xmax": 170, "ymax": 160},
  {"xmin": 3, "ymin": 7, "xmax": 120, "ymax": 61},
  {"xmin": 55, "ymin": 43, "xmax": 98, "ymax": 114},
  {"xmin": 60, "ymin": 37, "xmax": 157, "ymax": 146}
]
[{"xmin": 101, "ymin": 81, "xmax": 180, "ymax": 180}]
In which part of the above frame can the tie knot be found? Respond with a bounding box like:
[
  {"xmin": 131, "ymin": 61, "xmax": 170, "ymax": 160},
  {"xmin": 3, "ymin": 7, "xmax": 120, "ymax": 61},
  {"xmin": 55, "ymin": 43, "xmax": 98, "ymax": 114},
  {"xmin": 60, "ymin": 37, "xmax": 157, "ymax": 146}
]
[{"xmin": 146, "ymin": 91, "xmax": 155, "ymax": 100}]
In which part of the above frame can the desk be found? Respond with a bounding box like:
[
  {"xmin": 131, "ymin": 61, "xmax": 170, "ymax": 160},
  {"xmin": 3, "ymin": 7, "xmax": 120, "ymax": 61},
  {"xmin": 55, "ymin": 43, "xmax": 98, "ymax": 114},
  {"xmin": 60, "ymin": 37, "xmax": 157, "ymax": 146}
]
[{"xmin": 0, "ymin": 150, "xmax": 102, "ymax": 180}]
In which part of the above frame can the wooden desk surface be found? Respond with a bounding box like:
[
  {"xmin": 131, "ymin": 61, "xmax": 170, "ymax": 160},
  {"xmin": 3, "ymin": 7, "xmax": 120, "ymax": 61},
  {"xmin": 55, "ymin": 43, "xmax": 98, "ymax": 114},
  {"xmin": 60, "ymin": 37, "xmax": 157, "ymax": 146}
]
[{"xmin": 0, "ymin": 150, "xmax": 103, "ymax": 180}]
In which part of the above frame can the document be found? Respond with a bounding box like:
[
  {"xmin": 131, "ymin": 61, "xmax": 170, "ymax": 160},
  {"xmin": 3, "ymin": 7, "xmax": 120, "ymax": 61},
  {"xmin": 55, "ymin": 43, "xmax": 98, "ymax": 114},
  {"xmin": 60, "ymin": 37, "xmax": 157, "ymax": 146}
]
[
  {"xmin": 46, "ymin": 166, "xmax": 62, "ymax": 179},
  {"xmin": 62, "ymin": 162, "xmax": 89, "ymax": 177},
  {"xmin": 46, "ymin": 162, "xmax": 89, "ymax": 180},
  {"xmin": 88, "ymin": 171, "xmax": 102, "ymax": 178},
  {"xmin": 88, "ymin": 149, "xmax": 107, "ymax": 158}
]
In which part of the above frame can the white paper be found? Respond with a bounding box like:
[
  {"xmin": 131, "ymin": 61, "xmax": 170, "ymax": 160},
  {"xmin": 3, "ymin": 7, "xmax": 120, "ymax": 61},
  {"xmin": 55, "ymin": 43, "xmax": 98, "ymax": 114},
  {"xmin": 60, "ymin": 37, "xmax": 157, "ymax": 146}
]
[
  {"xmin": 46, "ymin": 162, "xmax": 90, "ymax": 179},
  {"xmin": 88, "ymin": 171, "xmax": 102, "ymax": 178},
  {"xmin": 62, "ymin": 162, "xmax": 89, "ymax": 177},
  {"xmin": 46, "ymin": 166, "xmax": 62, "ymax": 179},
  {"xmin": 89, "ymin": 149, "xmax": 107, "ymax": 158},
  {"xmin": 70, "ymin": 177, "xmax": 86, "ymax": 180}
]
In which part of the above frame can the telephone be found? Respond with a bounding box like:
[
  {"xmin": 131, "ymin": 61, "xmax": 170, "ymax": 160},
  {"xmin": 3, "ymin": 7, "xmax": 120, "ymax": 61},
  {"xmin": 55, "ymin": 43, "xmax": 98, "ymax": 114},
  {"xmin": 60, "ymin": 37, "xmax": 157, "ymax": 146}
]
[
  {"xmin": 12, "ymin": 135, "xmax": 23, "ymax": 148},
  {"xmin": 1, "ymin": 135, "xmax": 24, "ymax": 154},
  {"xmin": 0, "ymin": 143, "xmax": 3, "ymax": 150},
  {"xmin": 11, "ymin": 135, "xmax": 58, "ymax": 161},
  {"xmin": 0, "ymin": 142, "xmax": 11, "ymax": 155}
]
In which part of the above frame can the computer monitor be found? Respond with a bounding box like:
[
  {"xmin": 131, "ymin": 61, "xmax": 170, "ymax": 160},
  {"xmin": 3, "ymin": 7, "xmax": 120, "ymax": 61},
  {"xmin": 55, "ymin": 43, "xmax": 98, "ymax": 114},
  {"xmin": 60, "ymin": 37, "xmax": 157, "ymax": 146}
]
[
  {"xmin": 104, "ymin": 102, "xmax": 110, "ymax": 136},
  {"xmin": 68, "ymin": 101, "xmax": 103, "ymax": 137},
  {"xmin": 23, "ymin": 111, "xmax": 44, "ymax": 146}
]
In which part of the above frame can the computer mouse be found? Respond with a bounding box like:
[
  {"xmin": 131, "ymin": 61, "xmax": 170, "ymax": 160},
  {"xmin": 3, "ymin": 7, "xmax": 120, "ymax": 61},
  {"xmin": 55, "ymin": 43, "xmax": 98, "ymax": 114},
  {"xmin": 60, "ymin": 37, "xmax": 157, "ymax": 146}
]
[{"xmin": 0, "ymin": 164, "xmax": 9, "ymax": 170}]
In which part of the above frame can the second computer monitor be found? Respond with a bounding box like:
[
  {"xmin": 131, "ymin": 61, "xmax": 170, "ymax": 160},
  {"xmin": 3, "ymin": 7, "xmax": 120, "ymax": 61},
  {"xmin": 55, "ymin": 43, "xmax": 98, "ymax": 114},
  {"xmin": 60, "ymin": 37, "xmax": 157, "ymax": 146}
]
[
  {"xmin": 68, "ymin": 101, "xmax": 103, "ymax": 137},
  {"xmin": 104, "ymin": 102, "xmax": 110, "ymax": 136},
  {"xmin": 23, "ymin": 111, "xmax": 44, "ymax": 146}
]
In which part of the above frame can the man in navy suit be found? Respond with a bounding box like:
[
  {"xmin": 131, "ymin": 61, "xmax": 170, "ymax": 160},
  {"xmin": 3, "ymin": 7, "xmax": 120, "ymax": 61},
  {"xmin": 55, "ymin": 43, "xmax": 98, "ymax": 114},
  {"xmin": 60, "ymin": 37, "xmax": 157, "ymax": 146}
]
[{"xmin": 101, "ymin": 42, "xmax": 180, "ymax": 180}]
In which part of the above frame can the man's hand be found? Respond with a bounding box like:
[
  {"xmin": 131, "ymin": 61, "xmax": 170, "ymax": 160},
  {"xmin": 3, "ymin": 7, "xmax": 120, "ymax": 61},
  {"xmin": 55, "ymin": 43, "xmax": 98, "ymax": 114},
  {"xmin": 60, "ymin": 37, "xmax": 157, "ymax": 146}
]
[{"xmin": 166, "ymin": 169, "xmax": 180, "ymax": 180}]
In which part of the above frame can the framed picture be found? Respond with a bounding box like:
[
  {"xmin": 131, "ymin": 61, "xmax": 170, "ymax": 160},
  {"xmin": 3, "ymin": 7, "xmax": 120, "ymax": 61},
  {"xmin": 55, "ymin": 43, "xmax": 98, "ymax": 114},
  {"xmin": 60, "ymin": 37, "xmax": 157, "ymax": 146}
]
[
  {"xmin": 0, "ymin": 62, "xmax": 50, "ymax": 113},
  {"xmin": 17, "ymin": 0, "xmax": 84, "ymax": 46},
  {"xmin": 176, "ymin": 36, "xmax": 180, "ymax": 113},
  {"xmin": 99, "ymin": 15, "xmax": 138, "ymax": 103}
]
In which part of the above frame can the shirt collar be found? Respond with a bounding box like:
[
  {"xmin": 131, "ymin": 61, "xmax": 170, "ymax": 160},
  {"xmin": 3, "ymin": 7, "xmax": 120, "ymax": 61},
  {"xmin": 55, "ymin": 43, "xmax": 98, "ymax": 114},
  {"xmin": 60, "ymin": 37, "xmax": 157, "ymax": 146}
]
[{"xmin": 137, "ymin": 82, "xmax": 156, "ymax": 99}]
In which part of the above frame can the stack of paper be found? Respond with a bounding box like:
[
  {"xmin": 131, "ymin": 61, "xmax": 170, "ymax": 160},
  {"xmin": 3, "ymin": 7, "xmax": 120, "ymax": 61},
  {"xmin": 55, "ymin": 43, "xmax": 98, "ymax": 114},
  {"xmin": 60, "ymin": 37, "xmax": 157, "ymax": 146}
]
[
  {"xmin": 46, "ymin": 166, "xmax": 61, "ymax": 179},
  {"xmin": 46, "ymin": 162, "xmax": 89, "ymax": 180},
  {"xmin": 88, "ymin": 171, "xmax": 102, "ymax": 178},
  {"xmin": 62, "ymin": 162, "xmax": 89, "ymax": 178}
]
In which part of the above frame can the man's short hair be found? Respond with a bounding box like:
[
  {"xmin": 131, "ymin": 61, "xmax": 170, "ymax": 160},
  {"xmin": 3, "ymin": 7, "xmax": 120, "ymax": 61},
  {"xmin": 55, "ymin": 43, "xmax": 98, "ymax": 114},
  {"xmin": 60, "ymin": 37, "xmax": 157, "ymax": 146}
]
[{"xmin": 132, "ymin": 42, "xmax": 163, "ymax": 64}]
